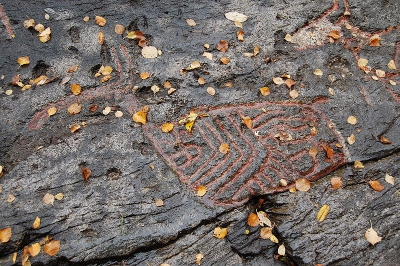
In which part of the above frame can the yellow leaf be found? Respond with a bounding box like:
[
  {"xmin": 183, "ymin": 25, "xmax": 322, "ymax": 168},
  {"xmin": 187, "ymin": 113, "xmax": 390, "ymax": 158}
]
[
  {"xmin": 234, "ymin": 20, "xmax": 243, "ymax": 28},
  {"xmin": 253, "ymin": 45, "xmax": 260, "ymax": 56},
  {"xmin": 7, "ymin": 194, "xmax": 15, "ymax": 203},
  {"xmin": 102, "ymin": 66, "xmax": 113, "ymax": 75},
  {"xmin": 188, "ymin": 60, "xmax": 201, "ymax": 70},
  {"xmin": 54, "ymin": 193, "xmax": 64, "ymax": 200},
  {"xmin": 357, "ymin": 58, "xmax": 368, "ymax": 68},
  {"xmin": 38, "ymin": 27, "xmax": 51, "ymax": 37},
  {"xmin": 213, "ymin": 227, "xmax": 228, "ymax": 239},
  {"xmin": 161, "ymin": 123, "xmax": 174, "ymax": 133},
  {"xmin": 0, "ymin": 227, "xmax": 12, "ymax": 243},
  {"xmin": 140, "ymin": 72, "xmax": 150, "ymax": 79},
  {"xmin": 12, "ymin": 252, "xmax": 17, "ymax": 263},
  {"xmin": 71, "ymin": 83, "xmax": 81, "ymax": 95},
  {"xmin": 354, "ymin": 160, "xmax": 364, "ymax": 169},
  {"xmin": 284, "ymin": 34, "xmax": 292, "ymax": 42},
  {"xmin": 94, "ymin": 15, "xmax": 106, "ymax": 26},
  {"xmin": 347, "ymin": 116, "xmax": 357, "ymax": 125},
  {"xmin": 42, "ymin": 193, "xmax": 55, "ymax": 205},
  {"xmin": 47, "ymin": 107, "xmax": 57, "ymax": 116},
  {"xmin": 219, "ymin": 143, "xmax": 230, "ymax": 154},
  {"xmin": 132, "ymin": 106, "xmax": 149, "ymax": 125},
  {"xmin": 195, "ymin": 253, "xmax": 204, "ymax": 265},
  {"xmin": 28, "ymin": 243, "xmax": 41, "ymax": 257},
  {"xmin": 196, "ymin": 185, "xmax": 207, "ymax": 197},
  {"xmin": 18, "ymin": 56, "xmax": 30, "ymax": 66},
  {"xmin": 185, "ymin": 120, "xmax": 195, "ymax": 132},
  {"xmin": 269, "ymin": 234, "xmax": 279, "ymax": 243},
  {"xmin": 316, "ymin": 204, "xmax": 330, "ymax": 222},
  {"xmin": 277, "ymin": 244, "xmax": 286, "ymax": 256},
  {"xmin": 387, "ymin": 60, "xmax": 396, "ymax": 70},
  {"xmin": 313, "ymin": 69, "xmax": 323, "ymax": 76},
  {"xmin": 33, "ymin": 217, "xmax": 41, "ymax": 229},
  {"xmin": 260, "ymin": 86, "xmax": 270, "ymax": 96},
  {"xmin": 242, "ymin": 116, "xmax": 252, "ymax": 129},
  {"xmin": 44, "ymin": 240, "xmax": 60, "ymax": 256}
]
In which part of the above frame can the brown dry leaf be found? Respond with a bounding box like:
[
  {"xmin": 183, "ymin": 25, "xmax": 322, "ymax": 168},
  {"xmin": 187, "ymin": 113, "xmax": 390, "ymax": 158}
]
[
  {"xmin": 18, "ymin": 56, "xmax": 30, "ymax": 66},
  {"xmin": 331, "ymin": 177, "xmax": 343, "ymax": 189},
  {"xmin": 385, "ymin": 173, "xmax": 395, "ymax": 185},
  {"xmin": 11, "ymin": 74, "xmax": 20, "ymax": 85},
  {"xmin": 357, "ymin": 58, "xmax": 368, "ymax": 68},
  {"xmin": 347, "ymin": 133, "xmax": 356, "ymax": 145},
  {"xmin": 125, "ymin": 30, "xmax": 144, "ymax": 40},
  {"xmin": 354, "ymin": 160, "xmax": 364, "ymax": 169},
  {"xmin": 186, "ymin": 18, "xmax": 197, "ymax": 26},
  {"xmin": 237, "ymin": 30, "xmax": 245, "ymax": 41},
  {"xmin": 273, "ymin": 77, "xmax": 284, "ymax": 85},
  {"xmin": 369, "ymin": 180, "xmax": 384, "ymax": 191},
  {"xmin": 216, "ymin": 40, "xmax": 228, "ymax": 52},
  {"xmin": 54, "ymin": 193, "xmax": 64, "ymax": 200},
  {"xmin": 365, "ymin": 223, "xmax": 382, "ymax": 245},
  {"xmin": 316, "ymin": 204, "xmax": 330, "ymax": 222},
  {"xmin": 44, "ymin": 240, "xmax": 60, "ymax": 256},
  {"xmin": 253, "ymin": 45, "xmax": 260, "ymax": 56},
  {"xmin": 70, "ymin": 124, "xmax": 81, "ymax": 133},
  {"xmin": 196, "ymin": 185, "xmax": 207, "ymax": 197},
  {"xmin": 71, "ymin": 83, "xmax": 81, "ymax": 95},
  {"xmin": 89, "ymin": 105, "xmax": 98, "ymax": 112},
  {"xmin": 328, "ymin": 30, "xmax": 340, "ymax": 40},
  {"xmin": 114, "ymin": 24, "xmax": 125, "ymax": 35},
  {"xmin": 274, "ymin": 131, "xmax": 293, "ymax": 141},
  {"xmin": 47, "ymin": 107, "xmax": 57, "ymax": 116},
  {"xmin": 140, "ymin": 72, "xmax": 150, "ymax": 79},
  {"xmin": 67, "ymin": 103, "xmax": 82, "ymax": 115},
  {"xmin": 98, "ymin": 31, "xmax": 105, "ymax": 45},
  {"xmin": 285, "ymin": 79, "xmax": 296, "ymax": 89},
  {"xmin": 369, "ymin": 35, "xmax": 380, "ymax": 47},
  {"xmin": 260, "ymin": 227, "xmax": 272, "ymax": 239},
  {"xmin": 141, "ymin": 46, "xmax": 158, "ymax": 58},
  {"xmin": 0, "ymin": 227, "xmax": 12, "ymax": 243},
  {"xmin": 28, "ymin": 243, "xmax": 41, "ymax": 257},
  {"xmin": 81, "ymin": 166, "xmax": 91, "ymax": 181},
  {"xmin": 260, "ymin": 86, "xmax": 270, "ymax": 96},
  {"xmin": 163, "ymin": 81, "xmax": 172, "ymax": 88},
  {"xmin": 195, "ymin": 253, "xmax": 204, "ymax": 265},
  {"xmin": 7, "ymin": 194, "xmax": 15, "ymax": 203},
  {"xmin": 42, "ymin": 193, "xmax": 54, "ymax": 205},
  {"xmin": 132, "ymin": 106, "xmax": 149, "ymax": 125},
  {"xmin": 295, "ymin": 178, "xmax": 311, "ymax": 192},
  {"xmin": 387, "ymin": 60, "xmax": 396, "ymax": 70},
  {"xmin": 33, "ymin": 217, "xmax": 41, "ymax": 229},
  {"xmin": 155, "ymin": 198, "xmax": 164, "ymax": 207},
  {"xmin": 225, "ymin": 82, "xmax": 233, "ymax": 87},
  {"xmin": 220, "ymin": 56, "xmax": 230, "ymax": 64},
  {"xmin": 323, "ymin": 145, "xmax": 334, "ymax": 159},
  {"xmin": 219, "ymin": 143, "xmax": 230, "ymax": 154},
  {"xmin": 34, "ymin": 23, "xmax": 44, "ymax": 33},
  {"xmin": 66, "ymin": 65, "xmax": 79, "ymax": 73},
  {"xmin": 247, "ymin": 213, "xmax": 260, "ymax": 227},
  {"xmin": 375, "ymin": 69, "xmax": 385, "ymax": 78},
  {"xmin": 379, "ymin": 136, "xmax": 392, "ymax": 144},
  {"xmin": 289, "ymin": 89, "xmax": 299, "ymax": 99},
  {"xmin": 24, "ymin": 18, "xmax": 36, "ymax": 29},
  {"xmin": 94, "ymin": 15, "xmax": 106, "ymax": 26},
  {"xmin": 242, "ymin": 116, "xmax": 252, "ymax": 129},
  {"xmin": 347, "ymin": 116, "xmax": 357, "ymax": 125},
  {"xmin": 313, "ymin": 69, "xmax": 323, "ymax": 76},
  {"xmin": 207, "ymin": 86, "xmax": 216, "ymax": 95},
  {"xmin": 198, "ymin": 77, "xmax": 206, "ymax": 85},
  {"xmin": 224, "ymin": 12, "xmax": 248, "ymax": 22},
  {"xmin": 213, "ymin": 227, "xmax": 228, "ymax": 239},
  {"xmin": 161, "ymin": 123, "xmax": 174, "ymax": 133},
  {"xmin": 289, "ymin": 187, "xmax": 297, "ymax": 193},
  {"xmin": 309, "ymin": 147, "xmax": 318, "ymax": 158}
]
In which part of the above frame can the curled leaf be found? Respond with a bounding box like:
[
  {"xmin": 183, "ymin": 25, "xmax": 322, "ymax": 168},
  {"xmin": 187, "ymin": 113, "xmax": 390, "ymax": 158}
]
[
  {"xmin": 132, "ymin": 106, "xmax": 149, "ymax": 125},
  {"xmin": 81, "ymin": 166, "xmax": 91, "ymax": 181},
  {"xmin": 316, "ymin": 204, "xmax": 330, "ymax": 222}
]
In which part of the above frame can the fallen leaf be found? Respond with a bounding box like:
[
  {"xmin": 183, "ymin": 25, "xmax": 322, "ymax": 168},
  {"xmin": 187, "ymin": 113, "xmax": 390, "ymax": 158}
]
[
  {"xmin": 0, "ymin": 227, "xmax": 12, "ymax": 243},
  {"xmin": 269, "ymin": 234, "xmax": 279, "ymax": 243},
  {"xmin": 132, "ymin": 106, "xmax": 149, "ymax": 125},
  {"xmin": 347, "ymin": 133, "xmax": 356, "ymax": 145},
  {"xmin": 11, "ymin": 74, "xmax": 20, "ymax": 85},
  {"xmin": 289, "ymin": 89, "xmax": 299, "ymax": 99},
  {"xmin": 202, "ymin": 52, "xmax": 213, "ymax": 60},
  {"xmin": 140, "ymin": 72, "xmax": 150, "ymax": 79},
  {"xmin": 234, "ymin": 20, "xmax": 243, "ymax": 28},
  {"xmin": 18, "ymin": 56, "xmax": 30, "ymax": 66},
  {"xmin": 94, "ymin": 15, "xmax": 106, "ymax": 26},
  {"xmin": 357, "ymin": 58, "xmax": 368, "ymax": 68},
  {"xmin": 161, "ymin": 123, "xmax": 174, "ymax": 133},
  {"xmin": 369, "ymin": 180, "xmax": 384, "ymax": 191},
  {"xmin": 284, "ymin": 34, "xmax": 292, "ymax": 42},
  {"xmin": 225, "ymin": 82, "xmax": 233, "ymax": 87},
  {"xmin": 369, "ymin": 35, "xmax": 380, "ymax": 47},
  {"xmin": 98, "ymin": 31, "xmax": 105, "ymax": 44},
  {"xmin": 42, "ymin": 193, "xmax": 54, "ymax": 205},
  {"xmin": 102, "ymin": 106, "xmax": 111, "ymax": 115},
  {"xmin": 309, "ymin": 147, "xmax": 318, "ymax": 158},
  {"xmin": 71, "ymin": 83, "xmax": 81, "ymax": 95},
  {"xmin": 160, "ymin": 264, "xmax": 170, "ymax": 266},
  {"xmin": 12, "ymin": 252, "xmax": 17, "ymax": 263},
  {"xmin": 273, "ymin": 77, "xmax": 284, "ymax": 85},
  {"xmin": 0, "ymin": 165, "xmax": 3, "ymax": 177},
  {"xmin": 141, "ymin": 46, "xmax": 158, "ymax": 58},
  {"xmin": 247, "ymin": 213, "xmax": 260, "ymax": 227},
  {"xmin": 207, "ymin": 86, "xmax": 216, "ymax": 95},
  {"xmin": 277, "ymin": 244, "xmax": 286, "ymax": 256},
  {"xmin": 313, "ymin": 69, "xmax": 323, "ymax": 76},
  {"xmin": 54, "ymin": 193, "xmax": 64, "ymax": 200},
  {"xmin": 385, "ymin": 173, "xmax": 394, "ymax": 185},
  {"xmin": 101, "ymin": 75, "xmax": 111, "ymax": 82},
  {"xmin": 47, "ymin": 107, "xmax": 57, "ymax": 116},
  {"xmin": 168, "ymin": 88, "xmax": 177, "ymax": 95},
  {"xmin": 155, "ymin": 198, "xmax": 164, "ymax": 207},
  {"xmin": 296, "ymin": 178, "xmax": 311, "ymax": 192},
  {"xmin": 236, "ymin": 30, "xmax": 245, "ymax": 41},
  {"xmin": 83, "ymin": 16, "xmax": 90, "ymax": 22},
  {"xmin": 354, "ymin": 160, "xmax": 364, "ymax": 169},
  {"xmin": 151, "ymin": 85, "xmax": 160, "ymax": 94},
  {"xmin": 24, "ymin": 18, "xmax": 36, "ymax": 29},
  {"xmin": 185, "ymin": 121, "xmax": 194, "ymax": 132},
  {"xmin": 60, "ymin": 76, "xmax": 71, "ymax": 85},
  {"xmin": 387, "ymin": 60, "xmax": 396, "ymax": 70},
  {"xmin": 253, "ymin": 45, "xmax": 260, "ymax": 56},
  {"xmin": 7, "ymin": 194, "xmax": 15, "ymax": 203},
  {"xmin": 257, "ymin": 211, "xmax": 272, "ymax": 227},
  {"xmin": 289, "ymin": 187, "xmax": 297, "ymax": 193},
  {"xmin": 310, "ymin": 126, "xmax": 318, "ymax": 135},
  {"xmin": 195, "ymin": 253, "xmax": 204, "ymax": 265},
  {"xmin": 365, "ymin": 223, "xmax": 382, "ymax": 245},
  {"xmin": 219, "ymin": 143, "xmax": 230, "ymax": 154},
  {"xmin": 242, "ymin": 116, "xmax": 252, "ymax": 129},
  {"xmin": 323, "ymin": 145, "xmax": 334, "ymax": 159},
  {"xmin": 198, "ymin": 77, "xmax": 206, "ymax": 85},
  {"xmin": 81, "ymin": 166, "xmax": 91, "ymax": 181},
  {"xmin": 44, "ymin": 240, "xmax": 60, "ymax": 256},
  {"xmin": 216, "ymin": 40, "xmax": 228, "ymax": 52},
  {"xmin": 260, "ymin": 227, "xmax": 272, "ymax": 239},
  {"xmin": 38, "ymin": 27, "xmax": 51, "ymax": 43},
  {"xmin": 196, "ymin": 185, "xmax": 207, "ymax": 197},
  {"xmin": 328, "ymin": 30, "xmax": 340, "ymax": 40},
  {"xmin": 163, "ymin": 81, "xmax": 172, "ymax": 88},
  {"xmin": 244, "ymin": 52, "xmax": 254, "ymax": 58},
  {"xmin": 115, "ymin": 110, "xmax": 123, "ymax": 118},
  {"xmin": 331, "ymin": 177, "xmax": 343, "ymax": 189},
  {"xmin": 375, "ymin": 69, "xmax": 385, "ymax": 78},
  {"xmin": 380, "ymin": 136, "xmax": 392, "ymax": 144},
  {"xmin": 220, "ymin": 56, "xmax": 230, "ymax": 64},
  {"xmin": 213, "ymin": 227, "xmax": 228, "ymax": 239},
  {"xmin": 224, "ymin": 12, "xmax": 248, "ymax": 22},
  {"xmin": 186, "ymin": 18, "xmax": 196, "ymax": 26},
  {"xmin": 317, "ymin": 204, "xmax": 330, "ymax": 222},
  {"xmin": 28, "ymin": 243, "xmax": 41, "ymax": 257},
  {"xmin": 285, "ymin": 79, "xmax": 296, "ymax": 89},
  {"xmin": 66, "ymin": 65, "xmax": 79, "ymax": 73},
  {"xmin": 371, "ymin": 75, "xmax": 378, "ymax": 80},
  {"xmin": 274, "ymin": 131, "xmax": 292, "ymax": 141},
  {"xmin": 279, "ymin": 179, "xmax": 288, "ymax": 187},
  {"xmin": 203, "ymin": 43, "xmax": 210, "ymax": 49},
  {"xmin": 33, "ymin": 217, "xmax": 41, "ymax": 229},
  {"xmin": 125, "ymin": 30, "xmax": 145, "ymax": 40},
  {"xmin": 260, "ymin": 86, "xmax": 270, "ymax": 96},
  {"xmin": 114, "ymin": 24, "xmax": 125, "ymax": 35},
  {"xmin": 67, "ymin": 103, "xmax": 82, "ymax": 115},
  {"xmin": 35, "ymin": 23, "xmax": 45, "ymax": 33}
]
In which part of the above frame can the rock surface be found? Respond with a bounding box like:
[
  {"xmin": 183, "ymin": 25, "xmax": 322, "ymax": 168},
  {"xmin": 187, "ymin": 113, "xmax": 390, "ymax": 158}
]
[{"xmin": 0, "ymin": 0, "xmax": 399, "ymax": 265}]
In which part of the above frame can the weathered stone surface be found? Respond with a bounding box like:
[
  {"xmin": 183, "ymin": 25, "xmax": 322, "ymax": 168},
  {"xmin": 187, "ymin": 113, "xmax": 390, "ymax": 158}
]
[{"xmin": 0, "ymin": 0, "xmax": 399, "ymax": 265}]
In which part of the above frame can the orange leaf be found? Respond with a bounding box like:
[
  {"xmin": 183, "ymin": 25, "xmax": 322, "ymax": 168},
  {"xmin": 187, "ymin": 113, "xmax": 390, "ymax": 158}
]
[
  {"xmin": 44, "ymin": 240, "xmax": 60, "ymax": 256},
  {"xmin": 216, "ymin": 40, "xmax": 228, "ymax": 52},
  {"xmin": 98, "ymin": 31, "xmax": 105, "ymax": 45},
  {"xmin": 17, "ymin": 56, "xmax": 30, "ymax": 66},
  {"xmin": 196, "ymin": 185, "xmax": 207, "ymax": 197},
  {"xmin": 70, "ymin": 124, "xmax": 81, "ymax": 133},
  {"xmin": 0, "ymin": 227, "xmax": 12, "ymax": 243},
  {"xmin": 71, "ymin": 83, "xmax": 81, "ymax": 95},
  {"xmin": 369, "ymin": 180, "xmax": 384, "ymax": 191},
  {"xmin": 285, "ymin": 79, "xmax": 296, "ymax": 89},
  {"xmin": 309, "ymin": 147, "xmax": 318, "ymax": 158},
  {"xmin": 323, "ymin": 145, "xmax": 334, "ymax": 159},
  {"xmin": 94, "ymin": 15, "xmax": 106, "ymax": 27},
  {"xmin": 328, "ymin": 30, "xmax": 340, "ymax": 40},
  {"xmin": 28, "ymin": 243, "xmax": 41, "ymax": 257},
  {"xmin": 369, "ymin": 35, "xmax": 380, "ymax": 47},
  {"xmin": 155, "ymin": 198, "xmax": 164, "ymax": 207},
  {"xmin": 140, "ymin": 72, "xmax": 150, "ymax": 79},
  {"xmin": 331, "ymin": 177, "xmax": 343, "ymax": 189},
  {"xmin": 66, "ymin": 64, "xmax": 79, "ymax": 73},
  {"xmin": 220, "ymin": 56, "xmax": 230, "ymax": 64},
  {"xmin": 260, "ymin": 86, "xmax": 270, "ymax": 96},
  {"xmin": 81, "ymin": 166, "xmax": 91, "ymax": 181},
  {"xmin": 33, "ymin": 217, "xmax": 41, "ymax": 229},
  {"xmin": 132, "ymin": 106, "xmax": 149, "ymax": 125},
  {"xmin": 161, "ymin": 123, "xmax": 174, "ymax": 133},
  {"xmin": 295, "ymin": 178, "xmax": 311, "ymax": 192},
  {"xmin": 242, "ymin": 116, "xmax": 252, "ymax": 129},
  {"xmin": 247, "ymin": 213, "xmax": 260, "ymax": 227},
  {"xmin": 380, "ymin": 136, "xmax": 392, "ymax": 144},
  {"xmin": 219, "ymin": 143, "xmax": 230, "ymax": 154}
]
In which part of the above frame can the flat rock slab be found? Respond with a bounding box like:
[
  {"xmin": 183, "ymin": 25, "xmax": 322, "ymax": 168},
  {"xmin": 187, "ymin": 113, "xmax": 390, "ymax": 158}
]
[{"xmin": 0, "ymin": 0, "xmax": 399, "ymax": 265}]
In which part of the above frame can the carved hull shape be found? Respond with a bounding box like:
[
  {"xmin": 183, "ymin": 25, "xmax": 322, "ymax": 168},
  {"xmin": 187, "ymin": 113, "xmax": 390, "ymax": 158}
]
[{"xmin": 145, "ymin": 99, "xmax": 348, "ymax": 206}]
